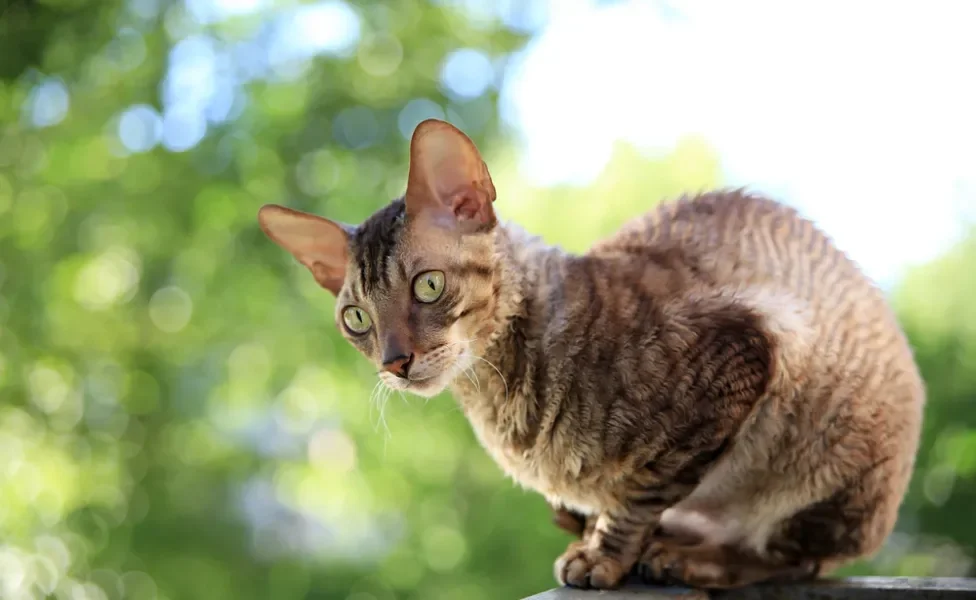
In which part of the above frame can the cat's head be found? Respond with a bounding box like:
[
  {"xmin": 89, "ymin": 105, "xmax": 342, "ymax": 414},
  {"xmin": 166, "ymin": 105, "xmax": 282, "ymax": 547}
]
[{"xmin": 258, "ymin": 119, "xmax": 501, "ymax": 397}]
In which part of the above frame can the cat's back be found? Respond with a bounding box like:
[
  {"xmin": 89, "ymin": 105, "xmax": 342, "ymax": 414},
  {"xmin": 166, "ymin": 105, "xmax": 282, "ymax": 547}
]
[
  {"xmin": 590, "ymin": 189, "xmax": 860, "ymax": 299},
  {"xmin": 589, "ymin": 189, "xmax": 921, "ymax": 397},
  {"xmin": 590, "ymin": 189, "xmax": 900, "ymax": 328}
]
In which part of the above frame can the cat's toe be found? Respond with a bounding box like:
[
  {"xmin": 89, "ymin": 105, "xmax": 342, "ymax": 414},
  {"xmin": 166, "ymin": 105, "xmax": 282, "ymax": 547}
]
[
  {"xmin": 554, "ymin": 542, "xmax": 627, "ymax": 589},
  {"xmin": 637, "ymin": 541, "xmax": 685, "ymax": 585},
  {"xmin": 638, "ymin": 541, "xmax": 795, "ymax": 589},
  {"xmin": 640, "ymin": 540, "xmax": 735, "ymax": 588},
  {"xmin": 554, "ymin": 541, "xmax": 587, "ymax": 587},
  {"xmin": 588, "ymin": 558, "xmax": 626, "ymax": 589}
]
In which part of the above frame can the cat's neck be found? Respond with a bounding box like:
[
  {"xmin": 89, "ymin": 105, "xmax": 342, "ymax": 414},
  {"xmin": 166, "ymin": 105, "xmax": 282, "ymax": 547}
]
[
  {"xmin": 450, "ymin": 221, "xmax": 567, "ymax": 418},
  {"xmin": 487, "ymin": 220, "xmax": 563, "ymax": 347}
]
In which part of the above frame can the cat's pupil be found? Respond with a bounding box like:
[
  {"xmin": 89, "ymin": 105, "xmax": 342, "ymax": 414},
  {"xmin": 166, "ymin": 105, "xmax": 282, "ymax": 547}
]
[{"xmin": 427, "ymin": 278, "xmax": 435, "ymax": 290}]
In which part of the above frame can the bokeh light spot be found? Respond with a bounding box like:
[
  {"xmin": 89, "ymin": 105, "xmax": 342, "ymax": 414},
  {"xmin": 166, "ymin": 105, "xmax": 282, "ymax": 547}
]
[
  {"xmin": 148, "ymin": 286, "xmax": 193, "ymax": 333},
  {"xmin": 118, "ymin": 105, "xmax": 163, "ymax": 153},
  {"xmin": 0, "ymin": 548, "xmax": 28, "ymax": 598},
  {"xmin": 333, "ymin": 106, "xmax": 380, "ymax": 150},
  {"xmin": 498, "ymin": 0, "xmax": 549, "ymax": 33},
  {"xmin": 161, "ymin": 109, "xmax": 207, "ymax": 152},
  {"xmin": 26, "ymin": 79, "xmax": 70, "ymax": 128},
  {"xmin": 187, "ymin": 0, "xmax": 269, "ymax": 22},
  {"xmin": 28, "ymin": 365, "xmax": 72, "ymax": 415},
  {"xmin": 34, "ymin": 535, "xmax": 70, "ymax": 576},
  {"xmin": 120, "ymin": 571, "xmax": 158, "ymax": 600},
  {"xmin": 308, "ymin": 428, "xmax": 357, "ymax": 474},
  {"xmin": 228, "ymin": 343, "xmax": 272, "ymax": 386},
  {"xmin": 421, "ymin": 525, "xmax": 466, "ymax": 572},
  {"xmin": 357, "ymin": 35, "xmax": 403, "ymax": 77},
  {"xmin": 291, "ymin": 1, "xmax": 361, "ymax": 57},
  {"xmin": 397, "ymin": 99, "xmax": 445, "ymax": 140},
  {"xmin": 295, "ymin": 150, "xmax": 341, "ymax": 197},
  {"xmin": 128, "ymin": 0, "xmax": 161, "ymax": 20},
  {"xmin": 31, "ymin": 555, "xmax": 59, "ymax": 596},
  {"xmin": 73, "ymin": 249, "xmax": 142, "ymax": 311},
  {"xmin": 439, "ymin": 49, "xmax": 494, "ymax": 100},
  {"xmin": 924, "ymin": 464, "xmax": 956, "ymax": 507},
  {"xmin": 164, "ymin": 35, "xmax": 217, "ymax": 110},
  {"xmin": 108, "ymin": 28, "xmax": 149, "ymax": 73}
]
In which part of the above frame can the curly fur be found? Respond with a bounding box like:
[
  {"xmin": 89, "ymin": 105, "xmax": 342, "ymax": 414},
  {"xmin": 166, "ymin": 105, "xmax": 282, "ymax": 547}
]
[{"xmin": 258, "ymin": 119, "xmax": 925, "ymax": 590}]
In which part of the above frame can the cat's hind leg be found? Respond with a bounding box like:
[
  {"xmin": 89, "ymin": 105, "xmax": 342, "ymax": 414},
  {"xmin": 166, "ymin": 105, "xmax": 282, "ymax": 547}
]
[
  {"xmin": 550, "ymin": 505, "xmax": 594, "ymax": 539},
  {"xmin": 637, "ymin": 538, "xmax": 819, "ymax": 589},
  {"xmin": 639, "ymin": 401, "xmax": 915, "ymax": 589},
  {"xmin": 657, "ymin": 372, "xmax": 917, "ymax": 564}
]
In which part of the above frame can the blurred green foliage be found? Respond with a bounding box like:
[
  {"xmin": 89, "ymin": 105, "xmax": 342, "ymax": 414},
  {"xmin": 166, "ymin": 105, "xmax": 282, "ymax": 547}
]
[{"xmin": 0, "ymin": 1, "xmax": 972, "ymax": 599}]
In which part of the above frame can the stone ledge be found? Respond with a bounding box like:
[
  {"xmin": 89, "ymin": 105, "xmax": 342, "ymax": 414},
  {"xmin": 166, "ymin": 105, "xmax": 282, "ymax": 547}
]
[{"xmin": 523, "ymin": 577, "xmax": 976, "ymax": 600}]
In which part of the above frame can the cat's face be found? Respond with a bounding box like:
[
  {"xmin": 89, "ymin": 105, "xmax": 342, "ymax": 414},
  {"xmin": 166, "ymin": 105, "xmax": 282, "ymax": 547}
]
[{"xmin": 258, "ymin": 119, "xmax": 499, "ymax": 397}]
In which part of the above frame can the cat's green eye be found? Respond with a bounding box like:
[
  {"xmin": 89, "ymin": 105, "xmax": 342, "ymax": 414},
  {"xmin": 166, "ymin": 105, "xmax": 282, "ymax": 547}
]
[
  {"xmin": 342, "ymin": 306, "xmax": 373, "ymax": 334},
  {"xmin": 413, "ymin": 270, "xmax": 445, "ymax": 303}
]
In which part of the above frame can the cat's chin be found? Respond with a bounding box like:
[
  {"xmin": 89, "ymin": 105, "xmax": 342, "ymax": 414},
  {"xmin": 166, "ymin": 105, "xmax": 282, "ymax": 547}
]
[{"xmin": 378, "ymin": 372, "xmax": 451, "ymax": 398}]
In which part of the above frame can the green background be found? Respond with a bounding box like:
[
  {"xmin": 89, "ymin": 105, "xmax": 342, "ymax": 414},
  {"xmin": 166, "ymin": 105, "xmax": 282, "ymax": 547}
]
[{"xmin": 0, "ymin": 1, "xmax": 973, "ymax": 599}]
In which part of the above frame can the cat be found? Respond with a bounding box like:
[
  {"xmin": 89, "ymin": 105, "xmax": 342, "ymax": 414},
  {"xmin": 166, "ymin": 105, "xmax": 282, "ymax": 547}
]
[{"xmin": 257, "ymin": 119, "xmax": 925, "ymax": 590}]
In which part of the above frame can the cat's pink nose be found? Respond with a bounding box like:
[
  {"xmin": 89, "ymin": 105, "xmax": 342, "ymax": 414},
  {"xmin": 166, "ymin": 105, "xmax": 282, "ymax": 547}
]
[{"xmin": 382, "ymin": 353, "xmax": 414, "ymax": 378}]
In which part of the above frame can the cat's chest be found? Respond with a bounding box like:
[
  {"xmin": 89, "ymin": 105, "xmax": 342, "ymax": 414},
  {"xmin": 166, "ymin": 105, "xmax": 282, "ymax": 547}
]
[{"xmin": 461, "ymin": 398, "xmax": 613, "ymax": 513}]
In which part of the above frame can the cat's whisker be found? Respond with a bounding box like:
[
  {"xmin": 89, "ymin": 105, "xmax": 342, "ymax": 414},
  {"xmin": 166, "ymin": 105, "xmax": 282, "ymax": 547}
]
[
  {"xmin": 461, "ymin": 363, "xmax": 481, "ymax": 393},
  {"xmin": 367, "ymin": 380, "xmax": 384, "ymax": 429},
  {"xmin": 369, "ymin": 380, "xmax": 390, "ymax": 435},
  {"xmin": 377, "ymin": 385, "xmax": 393, "ymax": 439},
  {"xmin": 377, "ymin": 386, "xmax": 393, "ymax": 454},
  {"xmin": 469, "ymin": 354, "xmax": 509, "ymax": 402}
]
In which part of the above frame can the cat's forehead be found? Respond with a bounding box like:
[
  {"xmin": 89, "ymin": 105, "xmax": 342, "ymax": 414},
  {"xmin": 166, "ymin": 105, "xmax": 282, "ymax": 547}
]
[
  {"xmin": 349, "ymin": 199, "xmax": 408, "ymax": 296},
  {"xmin": 344, "ymin": 197, "xmax": 470, "ymax": 303}
]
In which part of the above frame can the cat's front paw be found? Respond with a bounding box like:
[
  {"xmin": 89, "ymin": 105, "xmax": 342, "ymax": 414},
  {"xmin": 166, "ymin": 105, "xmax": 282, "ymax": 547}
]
[{"xmin": 554, "ymin": 541, "xmax": 628, "ymax": 589}]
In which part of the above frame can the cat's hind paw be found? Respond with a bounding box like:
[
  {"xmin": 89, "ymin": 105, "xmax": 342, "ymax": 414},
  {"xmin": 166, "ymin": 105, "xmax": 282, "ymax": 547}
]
[
  {"xmin": 637, "ymin": 541, "xmax": 819, "ymax": 589},
  {"xmin": 554, "ymin": 541, "xmax": 628, "ymax": 589},
  {"xmin": 637, "ymin": 541, "xmax": 725, "ymax": 587}
]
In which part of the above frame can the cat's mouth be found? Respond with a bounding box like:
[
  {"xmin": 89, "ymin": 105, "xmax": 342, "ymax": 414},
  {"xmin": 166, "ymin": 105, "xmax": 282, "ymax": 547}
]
[
  {"xmin": 376, "ymin": 339, "xmax": 471, "ymax": 398},
  {"xmin": 378, "ymin": 365, "xmax": 456, "ymax": 398}
]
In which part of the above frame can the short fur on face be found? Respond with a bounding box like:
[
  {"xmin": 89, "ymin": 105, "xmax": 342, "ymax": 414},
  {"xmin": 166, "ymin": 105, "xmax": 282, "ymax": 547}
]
[{"xmin": 258, "ymin": 119, "xmax": 501, "ymax": 397}]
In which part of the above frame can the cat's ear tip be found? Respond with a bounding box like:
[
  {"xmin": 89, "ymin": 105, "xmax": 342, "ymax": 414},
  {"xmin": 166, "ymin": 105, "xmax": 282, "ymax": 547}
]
[
  {"xmin": 257, "ymin": 205, "xmax": 282, "ymax": 239},
  {"xmin": 257, "ymin": 205, "xmax": 299, "ymax": 239},
  {"xmin": 257, "ymin": 204, "xmax": 281, "ymax": 224},
  {"xmin": 415, "ymin": 117, "xmax": 451, "ymax": 130},
  {"xmin": 258, "ymin": 203, "xmax": 287, "ymax": 217},
  {"xmin": 258, "ymin": 204, "xmax": 306, "ymax": 229},
  {"xmin": 412, "ymin": 118, "xmax": 465, "ymax": 140}
]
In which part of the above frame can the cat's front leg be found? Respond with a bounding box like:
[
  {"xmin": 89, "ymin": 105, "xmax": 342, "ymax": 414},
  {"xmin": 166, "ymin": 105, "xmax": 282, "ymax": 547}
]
[
  {"xmin": 553, "ymin": 470, "xmax": 698, "ymax": 589},
  {"xmin": 554, "ymin": 509, "xmax": 651, "ymax": 589}
]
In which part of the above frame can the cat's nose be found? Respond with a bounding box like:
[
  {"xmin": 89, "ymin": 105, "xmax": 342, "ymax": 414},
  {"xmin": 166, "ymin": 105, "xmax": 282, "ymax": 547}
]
[{"xmin": 382, "ymin": 353, "xmax": 414, "ymax": 379}]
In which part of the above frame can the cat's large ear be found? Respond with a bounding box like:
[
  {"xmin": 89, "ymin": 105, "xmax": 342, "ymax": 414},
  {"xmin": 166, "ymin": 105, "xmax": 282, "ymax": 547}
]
[
  {"xmin": 258, "ymin": 204, "xmax": 351, "ymax": 295},
  {"xmin": 404, "ymin": 119, "xmax": 496, "ymax": 233}
]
